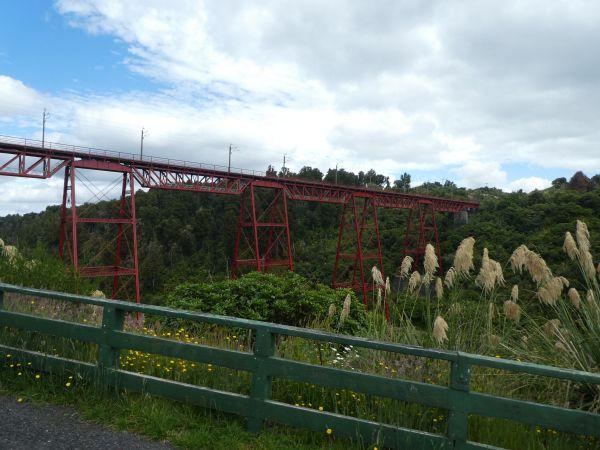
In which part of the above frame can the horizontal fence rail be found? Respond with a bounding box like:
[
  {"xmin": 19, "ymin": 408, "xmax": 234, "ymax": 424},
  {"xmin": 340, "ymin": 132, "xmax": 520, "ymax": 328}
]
[{"xmin": 0, "ymin": 282, "xmax": 599, "ymax": 449}]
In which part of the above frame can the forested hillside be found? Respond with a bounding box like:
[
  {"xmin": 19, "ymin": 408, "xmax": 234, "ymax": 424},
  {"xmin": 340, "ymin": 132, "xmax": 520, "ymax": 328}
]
[{"xmin": 1, "ymin": 168, "xmax": 599, "ymax": 303}]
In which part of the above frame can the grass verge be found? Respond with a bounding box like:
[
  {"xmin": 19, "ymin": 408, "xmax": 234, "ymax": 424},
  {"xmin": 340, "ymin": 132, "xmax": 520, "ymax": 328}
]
[{"xmin": 0, "ymin": 363, "xmax": 357, "ymax": 450}]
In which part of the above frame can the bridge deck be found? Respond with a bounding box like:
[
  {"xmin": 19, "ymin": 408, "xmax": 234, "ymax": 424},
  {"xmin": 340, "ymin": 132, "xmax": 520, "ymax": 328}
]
[{"xmin": 0, "ymin": 135, "xmax": 478, "ymax": 212}]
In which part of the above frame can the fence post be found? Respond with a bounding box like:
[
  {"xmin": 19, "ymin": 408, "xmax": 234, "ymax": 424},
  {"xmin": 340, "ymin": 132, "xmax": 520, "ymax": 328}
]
[
  {"xmin": 447, "ymin": 353, "xmax": 471, "ymax": 449},
  {"xmin": 0, "ymin": 289, "xmax": 4, "ymax": 310},
  {"xmin": 98, "ymin": 305, "xmax": 125, "ymax": 387},
  {"xmin": 247, "ymin": 328, "xmax": 275, "ymax": 433}
]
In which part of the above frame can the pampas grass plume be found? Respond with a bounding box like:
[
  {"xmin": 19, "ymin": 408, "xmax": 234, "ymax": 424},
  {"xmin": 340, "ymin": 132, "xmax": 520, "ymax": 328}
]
[
  {"xmin": 371, "ymin": 266, "xmax": 384, "ymax": 287},
  {"xmin": 453, "ymin": 237, "xmax": 475, "ymax": 276},
  {"xmin": 511, "ymin": 245, "xmax": 552, "ymax": 285},
  {"xmin": 476, "ymin": 249, "xmax": 505, "ymax": 293},
  {"xmin": 537, "ymin": 277, "xmax": 566, "ymax": 306},
  {"xmin": 567, "ymin": 288, "xmax": 581, "ymax": 309},
  {"xmin": 543, "ymin": 319, "xmax": 561, "ymax": 337},
  {"xmin": 399, "ymin": 256, "xmax": 413, "ymax": 278},
  {"xmin": 444, "ymin": 267, "xmax": 456, "ymax": 288},
  {"xmin": 435, "ymin": 277, "xmax": 443, "ymax": 300},
  {"xmin": 555, "ymin": 341, "xmax": 567, "ymax": 352},
  {"xmin": 563, "ymin": 231, "xmax": 579, "ymax": 260},
  {"xmin": 339, "ymin": 294, "xmax": 351, "ymax": 324},
  {"xmin": 424, "ymin": 243, "xmax": 438, "ymax": 275},
  {"xmin": 586, "ymin": 289, "xmax": 596, "ymax": 304},
  {"xmin": 3, "ymin": 245, "xmax": 19, "ymax": 263},
  {"xmin": 433, "ymin": 316, "xmax": 449, "ymax": 344},
  {"xmin": 511, "ymin": 284, "xmax": 519, "ymax": 302},
  {"xmin": 576, "ymin": 220, "xmax": 590, "ymax": 253},
  {"xmin": 327, "ymin": 303, "xmax": 336, "ymax": 318},
  {"xmin": 582, "ymin": 250, "xmax": 596, "ymax": 280},
  {"xmin": 489, "ymin": 334, "xmax": 501, "ymax": 347},
  {"xmin": 503, "ymin": 300, "xmax": 520, "ymax": 321},
  {"xmin": 408, "ymin": 271, "xmax": 421, "ymax": 293}
]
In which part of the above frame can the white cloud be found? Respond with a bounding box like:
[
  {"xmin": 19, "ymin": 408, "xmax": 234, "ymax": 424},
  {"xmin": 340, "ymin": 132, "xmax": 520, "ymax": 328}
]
[
  {"xmin": 453, "ymin": 163, "xmax": 551, "ymax": 192},
  {"xmin": 0, "ymin": 166, "xmax": 140, "ymax": 215},
  {"xmin": 507, "ymin": 176, "xmax": 551, "ymax": 192},
  {"xmin": 0, "ymin": 75, "xmax": 43, "ymax": 117},
  {"xmin": 52, "ymin": 0, "xmax": 600, "ymax": 171},
  {"xmin": 453, "ymin": 161, "xmax": 508, "ymax": 189},
  {"xmin": 1, "ymin": 1, "xmax": 600, "ymax": 213}
]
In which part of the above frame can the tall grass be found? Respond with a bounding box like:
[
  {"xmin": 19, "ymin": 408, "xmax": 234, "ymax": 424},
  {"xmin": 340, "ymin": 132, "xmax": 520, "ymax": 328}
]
[{"xmin": 1, "ymin": 225, "xmax": 600, "ymax": 449}]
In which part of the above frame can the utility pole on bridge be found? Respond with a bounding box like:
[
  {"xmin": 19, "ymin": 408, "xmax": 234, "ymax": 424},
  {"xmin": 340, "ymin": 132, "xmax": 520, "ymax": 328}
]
[
  {"xmin": 42, "ymin": 108, "xmax": 49, "ymax": 149},
  {"xmin": 140, "ymin": 127, "xmax": 147, "ymax": 159},
  {"xmin": 228, "ymin": 144, "xmax": 238, "ymax": 172}
]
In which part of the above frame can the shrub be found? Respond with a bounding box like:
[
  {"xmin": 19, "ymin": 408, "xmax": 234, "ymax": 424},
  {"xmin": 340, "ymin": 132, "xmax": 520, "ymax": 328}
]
[
  {"xmin": 165, "ymin": 271, "xmax": 366, "ymax": 334},
  {"xmin": 0, "ymin": 245, "xmax": 96, "ymax": 294}
]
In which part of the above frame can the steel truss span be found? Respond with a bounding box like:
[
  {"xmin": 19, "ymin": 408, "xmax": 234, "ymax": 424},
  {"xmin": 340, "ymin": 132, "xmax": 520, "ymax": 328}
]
[{"xmin": 0, "ymin": 135, "xmax": 478, "ymax": 305}]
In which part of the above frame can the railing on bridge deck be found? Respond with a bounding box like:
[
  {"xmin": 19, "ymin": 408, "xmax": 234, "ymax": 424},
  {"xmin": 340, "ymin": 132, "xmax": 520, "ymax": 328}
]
[
  {"xmin": 1, "ymin": 281, "xmax": 599, "ymax": 449},
  {"xmin": 0, "ymin": 133, "xmax": 479, "ymax": 304},
  {"xmin": 0, "ymin": 134, "xmax": 267, "ymax": 177}
]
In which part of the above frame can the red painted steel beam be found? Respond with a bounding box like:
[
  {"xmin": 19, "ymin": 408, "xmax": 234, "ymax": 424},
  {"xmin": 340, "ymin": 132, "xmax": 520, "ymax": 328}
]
[
  {"xmin": 0, "ymin": 150, "xmax": 70, "ymax": 179},
  {"xmin": 79, "ymin": 266, "xmax": 138, "ymax": 277},
  {"xmin": 0, "ymin": 134, "xmax": 477, "ymax": 306},
  {"xmin": 76, "ymin": 218, "xmax": 134, "ymax": 224},
  {"xmin": 73, "ymin": 159, "xmax": 131, "ymax": 172},
  {"xmin": 0, "ymin": 136, "xmax": 478, "ymax": 212},
  {"xmin": 57, "ymin": 161, "xmax": 141, "ymax": 303}
]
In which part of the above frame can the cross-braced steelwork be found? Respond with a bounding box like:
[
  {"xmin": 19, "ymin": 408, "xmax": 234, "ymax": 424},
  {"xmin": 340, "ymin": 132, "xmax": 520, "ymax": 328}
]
[
  {"xmin": 132, "ymin": 166, "xmax": 250, "ymax": 194},
  {"xmin": 232, "ymin": 181, "xmax": 293, "ymax": 277},
  {"xmin": 332, "ymin": 194, "xmax": 385, "ymax": 311},
  {"xmin": 403, "ymin": 200, "xmax": 442, "ymax": 273},
  {"xmin": 0, "ymin": 148, "xmax": 68, "ymax": 178},
  {"xmin": 0, "ymin": 134, "xmax": 477, "ymax": 304},
  {"xmin": 58, "ymin": 161, "xmax": 140, "ymax": 303}
]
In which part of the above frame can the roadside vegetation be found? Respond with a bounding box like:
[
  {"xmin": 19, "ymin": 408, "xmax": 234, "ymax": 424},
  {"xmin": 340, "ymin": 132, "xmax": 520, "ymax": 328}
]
[
  {"xmin": 1, "ymin": 218, "xmax": 600, "ymax": 449},
  {"xmin": 1, "ymin": 169, "xmax": 599, "ymax": 304}
]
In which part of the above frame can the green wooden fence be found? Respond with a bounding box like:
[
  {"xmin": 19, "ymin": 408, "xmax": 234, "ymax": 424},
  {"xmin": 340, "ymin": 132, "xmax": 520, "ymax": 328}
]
[{"xmin": 0, "ymin": 282, "xmax": 599, "ymax": 449}]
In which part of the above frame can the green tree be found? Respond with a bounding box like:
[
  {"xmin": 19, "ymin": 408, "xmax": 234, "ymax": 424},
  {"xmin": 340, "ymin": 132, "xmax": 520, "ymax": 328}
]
[
  {"xmin": 297, "ymin": 166, "xmax": 323, "ymax": 181},
  {"xmin": 394, "ymin": 172, "xmax": 411, "ymax": 191},
  {"xmin": 551, "ymin": 177, "xmax": 567, "ymax": 189}
]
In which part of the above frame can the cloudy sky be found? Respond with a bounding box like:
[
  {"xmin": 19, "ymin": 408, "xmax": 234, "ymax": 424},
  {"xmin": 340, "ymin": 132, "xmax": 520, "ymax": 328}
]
[{"xmin": 1, "ymin": 0, "xmax": 599, "ymax": 214}]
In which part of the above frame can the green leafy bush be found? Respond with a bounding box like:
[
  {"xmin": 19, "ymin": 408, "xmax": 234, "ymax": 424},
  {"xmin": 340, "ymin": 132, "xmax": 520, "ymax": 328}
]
[
  {"xmin": 165, "ymin": 271, "xmax": 366, "ymax": 333},
  {"xmin": 0, "ymin": 245, "xmax": 96, "ymax": 294}
]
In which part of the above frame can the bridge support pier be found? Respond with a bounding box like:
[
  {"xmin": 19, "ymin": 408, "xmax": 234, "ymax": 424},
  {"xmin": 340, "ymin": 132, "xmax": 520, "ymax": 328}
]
[
  {"xmin": 332, "ymin": 194, "xmax": 386, "ymax": 315},
  {"xmin": 232, "ymin": 181, "xmax": 293, "ymax": 277},
  {"xmin": 402, "ymin": 199, "xmax": 442, "ymax": 274},
  {"xmin": 58, "ymin": 161, "xmax": 140, "ymax": 303}
]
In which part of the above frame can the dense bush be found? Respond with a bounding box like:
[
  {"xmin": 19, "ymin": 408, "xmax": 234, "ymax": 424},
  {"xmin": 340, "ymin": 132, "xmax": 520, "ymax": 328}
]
[
  {"xmin": 165, "ymin": 271, "xmax": 367, "ymax": 333},
  {"xmin": 0, "ymin": 245, "xmax": 96, "ymax": 294},
  {"xmin": 2, "ymin": 172, "xmax": 600, "ymax": 304}
]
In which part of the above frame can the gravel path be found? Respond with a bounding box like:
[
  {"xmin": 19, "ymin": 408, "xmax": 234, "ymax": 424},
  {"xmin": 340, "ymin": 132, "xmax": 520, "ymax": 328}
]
[{"xmin": 0, "ymin": 395, "xmax": 173, "ymax": 449}]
